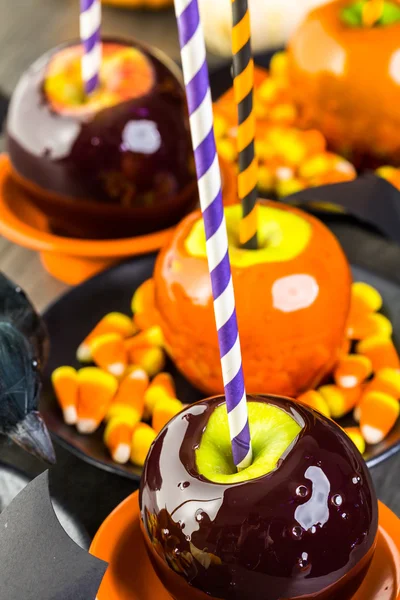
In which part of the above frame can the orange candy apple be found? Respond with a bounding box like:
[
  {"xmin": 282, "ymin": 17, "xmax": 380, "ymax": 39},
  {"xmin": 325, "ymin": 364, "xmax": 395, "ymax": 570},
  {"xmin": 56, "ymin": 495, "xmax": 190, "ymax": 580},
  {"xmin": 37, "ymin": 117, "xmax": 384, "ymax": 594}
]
[
  {"xmin": 148, "ymin": 201, "xmax": 351, "ymax": 397},
  {"xmin": 287, "ymin": 0, "xmax": 400, "ymax": 167}
]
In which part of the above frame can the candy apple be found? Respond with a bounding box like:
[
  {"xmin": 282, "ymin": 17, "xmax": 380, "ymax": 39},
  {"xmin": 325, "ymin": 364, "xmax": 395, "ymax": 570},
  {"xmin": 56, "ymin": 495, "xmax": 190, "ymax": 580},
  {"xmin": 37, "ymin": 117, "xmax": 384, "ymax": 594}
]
[
  {"xmin": 6, "ymin": 38, "xmax": 197, "ymax": 239},
  {"xmin": 147, "ymin": 201, "xmax": 351, "ymax": 397},
  {"xmin": 287, "ymin": 0, "xmax": 400, "ymax": 168},
  {"xmin": 140, "ymin": 394, "xmax": 378, "ymax": 600}
]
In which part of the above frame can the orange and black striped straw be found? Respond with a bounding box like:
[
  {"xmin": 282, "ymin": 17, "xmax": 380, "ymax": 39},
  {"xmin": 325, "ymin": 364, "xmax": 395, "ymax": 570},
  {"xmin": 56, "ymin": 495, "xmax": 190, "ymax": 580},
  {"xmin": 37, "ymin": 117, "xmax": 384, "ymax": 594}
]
[{"xmin": 231, "ymin": 0, "xmax": 258, "ymax": 250}]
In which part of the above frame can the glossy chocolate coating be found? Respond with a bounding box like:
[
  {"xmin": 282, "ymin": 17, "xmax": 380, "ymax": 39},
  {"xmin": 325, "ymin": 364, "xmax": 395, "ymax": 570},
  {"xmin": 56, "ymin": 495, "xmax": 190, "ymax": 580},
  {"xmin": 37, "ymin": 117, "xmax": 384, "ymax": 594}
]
[
  {"xmin": 6, "ymin": 38, "xmax": 196, "ymax": 239},
  {"xmin": 140, "ymin": 395, "xmax": 378, "ymax": 600}
]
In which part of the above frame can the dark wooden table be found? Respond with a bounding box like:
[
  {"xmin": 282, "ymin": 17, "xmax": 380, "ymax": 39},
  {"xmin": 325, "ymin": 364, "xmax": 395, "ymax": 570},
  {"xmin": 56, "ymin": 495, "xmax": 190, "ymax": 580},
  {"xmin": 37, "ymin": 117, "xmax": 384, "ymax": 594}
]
[{"xmin": 0, "ymin": 0, "xmax": 399, "ymax": 541}]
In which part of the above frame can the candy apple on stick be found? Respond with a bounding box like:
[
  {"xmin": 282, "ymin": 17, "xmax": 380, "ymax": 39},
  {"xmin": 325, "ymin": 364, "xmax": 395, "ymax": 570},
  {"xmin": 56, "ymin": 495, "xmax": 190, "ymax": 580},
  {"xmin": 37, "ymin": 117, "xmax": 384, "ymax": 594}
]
[
  {"xmin": 140, "ymin": 394, "xmax": 378, "ymax": 600},
  {"xmin": 140, "ymin": 3, "xmax": 377, "ymax": 600},
  {"xmin": 133, "ymin": 0, "xmax": 351, "ymax": 398},
  {"xmin": 6, "ymin": 37, "xmax": 197, "ymax": 239},
  {"xmin": 137, "ymin": 201, "xmax": 352, "ymax": 397},
  {"xmin": 288, "ymin": 0, "xmax": 400, "ymax": 168}
]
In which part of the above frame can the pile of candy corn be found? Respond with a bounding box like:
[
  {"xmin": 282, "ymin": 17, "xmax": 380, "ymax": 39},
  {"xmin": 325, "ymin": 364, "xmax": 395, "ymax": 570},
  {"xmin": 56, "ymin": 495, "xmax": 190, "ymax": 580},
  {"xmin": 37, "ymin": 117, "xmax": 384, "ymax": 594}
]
[
  {"xmin": 214, "ymin": 50, "xmax": 400, "ymax": 197},
  {"xmin": 298, "ymin": 282, "xmax": 400, "ymax": 454},
  {"xmin": 213, "ymin": 52, "xmax": 357, "ymax": 198},
  {"xmin": 52, "ymin": 279, "xmax": 400, "ymax": 466},
  {"xmin": 52, "ymin": 285, "xmax": 184, "ymax": 466}
]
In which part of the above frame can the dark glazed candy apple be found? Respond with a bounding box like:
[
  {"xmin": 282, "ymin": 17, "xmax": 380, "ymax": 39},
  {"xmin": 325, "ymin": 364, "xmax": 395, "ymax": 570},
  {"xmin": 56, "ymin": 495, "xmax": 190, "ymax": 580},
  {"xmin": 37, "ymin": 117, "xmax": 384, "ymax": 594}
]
[
  {"xmin": 6, "ymin": 39, "xmax": 197, "ymax": 239},
  {"xmin": 140, "ymin": 395, "xmax": 378, "ymax": 600}
]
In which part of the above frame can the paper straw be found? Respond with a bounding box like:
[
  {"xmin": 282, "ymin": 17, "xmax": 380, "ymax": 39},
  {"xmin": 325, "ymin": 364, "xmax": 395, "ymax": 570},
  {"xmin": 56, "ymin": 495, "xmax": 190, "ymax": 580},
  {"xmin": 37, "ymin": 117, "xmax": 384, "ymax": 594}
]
[
  {"xmin": 174, "ymin": 0, "xmax": 252, "ymax": 470},
  {"xmin": 80, "ymin": 0, "xmax": 102, "ymax": 95},
  {"xmin": 231, "ymin": 0, "xmax": 258, "ymax": 249}
]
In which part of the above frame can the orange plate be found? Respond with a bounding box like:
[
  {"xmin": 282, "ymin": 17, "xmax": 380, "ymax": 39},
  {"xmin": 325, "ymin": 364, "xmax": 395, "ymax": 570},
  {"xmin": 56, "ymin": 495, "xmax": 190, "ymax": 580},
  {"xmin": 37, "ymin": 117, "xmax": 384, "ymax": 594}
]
[
  {"xmin": 0, "ymin": 154, "xmax": 237, "ymax": 285},
  {"xmin": 90, "ymin": 491, "xmax": 400, "ymax": 600}
]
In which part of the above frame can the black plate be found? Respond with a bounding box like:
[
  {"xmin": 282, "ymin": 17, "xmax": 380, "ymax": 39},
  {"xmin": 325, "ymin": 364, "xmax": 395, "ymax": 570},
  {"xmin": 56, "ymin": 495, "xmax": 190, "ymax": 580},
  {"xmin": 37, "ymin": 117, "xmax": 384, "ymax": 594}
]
[
  {"xmin": 41, "ymin": 256, "xmax": 400, "ymax": 481},
  {"xmin": 0, "ymin": 461, "xmax": 90, "ymax": 548}
]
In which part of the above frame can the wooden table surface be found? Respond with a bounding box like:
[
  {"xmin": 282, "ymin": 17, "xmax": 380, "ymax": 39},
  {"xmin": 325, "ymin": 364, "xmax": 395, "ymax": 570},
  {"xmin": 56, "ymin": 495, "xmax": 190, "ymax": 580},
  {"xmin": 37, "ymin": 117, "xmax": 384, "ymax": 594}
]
[{"xmin": 0, "ymin": 0, "xmax": 400, "ymax": 530}]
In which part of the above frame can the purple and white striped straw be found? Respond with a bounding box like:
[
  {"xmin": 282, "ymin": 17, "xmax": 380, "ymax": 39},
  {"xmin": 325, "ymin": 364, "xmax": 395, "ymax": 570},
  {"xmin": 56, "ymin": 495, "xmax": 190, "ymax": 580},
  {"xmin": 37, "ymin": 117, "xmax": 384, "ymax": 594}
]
[
  {"xmin": 174, "ymin": 0, "xmax": 252, "ymax": 470},
  {"xmin": 80, "ymin": 0, "xmax": 102, "ymax": 95}
]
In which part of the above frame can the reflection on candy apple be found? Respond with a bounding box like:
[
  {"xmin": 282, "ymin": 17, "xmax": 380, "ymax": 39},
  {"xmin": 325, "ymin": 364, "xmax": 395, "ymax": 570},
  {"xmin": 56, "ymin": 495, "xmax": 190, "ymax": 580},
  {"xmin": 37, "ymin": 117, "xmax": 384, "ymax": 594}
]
[
  {"xmin": 140, "ymin": 395, "xmax": 378, "ymax": 600},
  {"xmin": 6, "ymin": 38, "xmax": 197, "ymax": 239},
  {"xmin": 287, "ymin": 0, "xmax": 400, "ymax": 168},
  {"xmin": 150, "ymin": 201, "xmax": 351, "ymax": 397}
]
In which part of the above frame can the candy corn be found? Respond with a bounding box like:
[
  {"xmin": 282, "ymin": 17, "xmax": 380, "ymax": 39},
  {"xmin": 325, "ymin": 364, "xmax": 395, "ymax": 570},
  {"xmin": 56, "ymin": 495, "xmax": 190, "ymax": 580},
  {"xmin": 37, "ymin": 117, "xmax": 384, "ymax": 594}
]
[
  {"xmin": 131, "ymin": 279, "xmax": 158, "ymax": 331},
  {"xmin": 52, "ymin": 366, "xmax": 79, "ymax": 425},
  {"xmin": 351, "ymin": 282, "xmax": 383, "ymax": 314},
  {"xmin": 128, "ymin": 346, "xmax": 165, "ymax": 378},
  {"xmin": 216, "ymin": 138, "xmax": 238, "ymax": 162},
  {"xmin": 131, "ymin": 423, "xmax": 157, "ymax": 466},
  {"xmin": 269, "ymin": 51, "xmax": 289, "ymax": 81},
  {"xmin": 334, "ymin": 355, "xmax": 372, "ymax": 389},
  {"xmin": 90, "ymin": 333, "xmax": 128, "ymax": 377},
  {"xmin": 125, "ymin": 326, "xmax": 164, "ymax": 353},
  {"xmin": 356, "ymin": 336, "xmax": 400, "ymax": 371},
  {"xmin": 297, "ymin": 390, "xmax": 330, "ymax": 418},
  {"xmin": 107, "ymin": 366, "xmax": 148, "ymax": 423},
  {"xmin": 144, "ymin": 372, "xmax": 176, "ymax": 419},
  {"xmin": 77, "ymin": 367, "xmax": 118, "ymax": 433},
  {"xmin": 359, "ymin": 391, "xmax": 399, "ymax": 445},
  {"xmin": 77, "ymin": 312, "xmax": 135, "ymax": 362},
  {"xmin": 344, "ymin": 427, "xmax": 366, "ymax": 455},
  {"xmin": 152, "ymin": 398, "xmax": 183, "ymax": 434},
  {"xmin": 213, "ymin": 114, "xmax": 228, "ymax": 138},
  {"xmin": 104, "ymin": 418, "xmax": 134, "ymax": 464},
  {"xmin": 364, "ymin": 368, "xmax": 400, "ymax": 399},
  {"xmin": 347, "ymin": 312, "xmax": 392, "ymax": 340},
  {"xmin": 53, "ymin": 268, "xmax": 400, "ymax": 469},
  {"xmin": 318, "ymin": 384, "xmax": 362, "ymax": 418}
]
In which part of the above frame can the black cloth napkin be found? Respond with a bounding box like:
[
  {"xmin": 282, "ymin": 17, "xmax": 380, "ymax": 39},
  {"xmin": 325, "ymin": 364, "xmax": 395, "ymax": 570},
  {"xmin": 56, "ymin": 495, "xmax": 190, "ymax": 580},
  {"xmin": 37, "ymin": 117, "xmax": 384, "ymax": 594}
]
[{"xmin": 285, "ymin": 173, "xmax": 400, "ymax": 245}]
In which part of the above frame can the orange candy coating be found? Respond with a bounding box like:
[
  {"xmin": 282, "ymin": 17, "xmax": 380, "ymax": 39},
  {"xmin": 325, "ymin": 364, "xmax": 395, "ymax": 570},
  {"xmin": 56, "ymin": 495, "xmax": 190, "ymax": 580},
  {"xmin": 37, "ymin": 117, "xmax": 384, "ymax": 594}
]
[{"xmin": 151, "ymin": 201, "xmax": 351, "ymax": 396}]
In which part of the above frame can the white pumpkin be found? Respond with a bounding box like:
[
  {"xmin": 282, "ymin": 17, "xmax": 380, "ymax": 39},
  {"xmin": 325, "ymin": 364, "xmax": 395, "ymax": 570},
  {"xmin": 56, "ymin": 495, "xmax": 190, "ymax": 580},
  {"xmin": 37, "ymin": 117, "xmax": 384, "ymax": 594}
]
[{"xmin": 199, "ymin": 0, "xmax": 329, "ymax": 57}]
